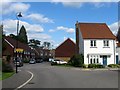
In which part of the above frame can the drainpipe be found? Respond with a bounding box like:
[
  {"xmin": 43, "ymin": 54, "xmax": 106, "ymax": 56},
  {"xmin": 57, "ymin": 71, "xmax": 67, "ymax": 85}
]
[{"xmin": 113, "ymin": 40, "xmax": 116, "ymax": 64}]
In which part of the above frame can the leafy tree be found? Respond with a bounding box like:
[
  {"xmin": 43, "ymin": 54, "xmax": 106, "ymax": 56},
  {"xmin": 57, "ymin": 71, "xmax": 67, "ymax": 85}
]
[
  {"xmin": 68, "ymin": 54, "xmax": 84, "ymax": 67},
  {"xmin": 9, "ymin": 34, "xmax": 17, "ymax": 40},
  {"xmin": 29, "ymin": 39, "xmax": 40, "ymax": 48},
  {"xmin": 18, "ymin": 25, "xmax": 28, "ymax": 44},
  {"xmin": 43, "ymin": 42, "xmax": 51, "ymax": 49},
  {"xmin": 117, "ymin": 27, "xmax": 120, "ymax": 42}
]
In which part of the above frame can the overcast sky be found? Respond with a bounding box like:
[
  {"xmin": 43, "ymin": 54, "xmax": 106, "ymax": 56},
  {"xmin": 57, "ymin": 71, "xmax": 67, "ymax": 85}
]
[{"xmin": 1, "ymin": 0, "xmax": 119, "ymax": 48}]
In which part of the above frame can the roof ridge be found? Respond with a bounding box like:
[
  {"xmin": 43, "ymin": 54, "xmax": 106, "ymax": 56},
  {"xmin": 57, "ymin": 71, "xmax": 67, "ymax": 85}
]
[{"xmin": 56, "ymin": 38, "xmax": 75, "ymax": 49}]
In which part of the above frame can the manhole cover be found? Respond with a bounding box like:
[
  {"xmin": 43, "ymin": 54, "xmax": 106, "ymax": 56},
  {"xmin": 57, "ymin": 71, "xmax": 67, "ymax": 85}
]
[{"xmin": 28, "ymin": 82, "xmax": 35, "ymax": 84}]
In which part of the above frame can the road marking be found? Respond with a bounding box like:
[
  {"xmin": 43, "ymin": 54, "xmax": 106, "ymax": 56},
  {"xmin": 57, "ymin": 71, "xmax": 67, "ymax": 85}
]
[{"xmin": 14, "ymin": 71, "xmax": 34, "ymax": 90}]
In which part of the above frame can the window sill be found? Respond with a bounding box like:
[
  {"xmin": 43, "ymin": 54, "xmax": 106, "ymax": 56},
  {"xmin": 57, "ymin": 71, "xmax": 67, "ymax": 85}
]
[
  {"xmin": 103, "ymin": 47, "xmax": 110, "ymax": 48},
  {"xmin": 90, "ymin": 47, "xmax": 97, "ymax": 48}
]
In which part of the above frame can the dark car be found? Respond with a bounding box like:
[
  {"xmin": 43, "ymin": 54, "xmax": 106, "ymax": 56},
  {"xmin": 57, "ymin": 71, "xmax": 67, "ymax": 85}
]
[
  {"xmin": 14, "ymin": 58, "xmax": 23, "ymax": 67},
  {"xmin": 36, "ymin": 59, "xmax": 43, "ymax": 63},
  {"xmin": 29, "ymin": 59, "xmax": 36, "ymax": 64}
]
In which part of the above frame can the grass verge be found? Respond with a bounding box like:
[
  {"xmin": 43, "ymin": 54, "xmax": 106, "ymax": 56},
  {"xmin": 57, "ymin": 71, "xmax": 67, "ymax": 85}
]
[{"xmin": 0, "ymin": 71, "xmax": 15, "ymax": 80}]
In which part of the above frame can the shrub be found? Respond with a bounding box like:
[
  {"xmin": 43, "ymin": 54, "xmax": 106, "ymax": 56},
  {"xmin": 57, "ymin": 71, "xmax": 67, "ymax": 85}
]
[
  {"xmin": 2, "ymin": 61, "xmax": 14, "ymax": 72},
  {"xmin": 88, "ymin": 64, "xmax": 104, "ymax": 68},
  {"xmin": 96, "ymin": 64, "xmax": 104, "ymax": 68},
  {"xmin": 82, "ymin": 64, "xmax": 88, "ymax": 68},
  {"xmin": 23, "ymin": 59, "xmax": 29, "ymax": 63},
  {"xmin": 88, "ymin": 64, "xmax": 96, "ymax": 68},
  {"xmin": 108, "ymin": 64, "xmax": 120, "ymax": 68},
  {"xmin": 68, "ymin": 54, "xmax": 84, "ymax": 67}
]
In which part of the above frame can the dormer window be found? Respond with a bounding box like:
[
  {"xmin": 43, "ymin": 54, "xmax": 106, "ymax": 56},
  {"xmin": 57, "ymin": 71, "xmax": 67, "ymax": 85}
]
[{"xmin": 90, "ymin": 40, "xmax": 96, "ymax": 47}]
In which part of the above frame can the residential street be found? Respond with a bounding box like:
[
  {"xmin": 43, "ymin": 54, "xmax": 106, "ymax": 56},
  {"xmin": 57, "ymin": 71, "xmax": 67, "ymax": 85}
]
[{"xmin": 6, "ymin": 62, "xmax": 118, "ymax": 88}]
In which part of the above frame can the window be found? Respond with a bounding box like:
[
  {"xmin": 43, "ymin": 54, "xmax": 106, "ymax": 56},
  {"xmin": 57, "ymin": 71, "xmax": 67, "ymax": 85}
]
[
  {"xmin": 96, "ymin": 58, "xmax": 99, "ymax": 63},
  {"xmin": 90, "ymin": 40, "xmax": 96, "ymax": 47},
  {"xmin": 103, "ymin": 40, "xmax": 109, "ymax": 47},
  {"xmin": 90, "ymin": 59, "xmax": 92, "ymax": 64},
  {"xmin": 94, "ymin": 58, "xmax": 96, "ymax": 63}
]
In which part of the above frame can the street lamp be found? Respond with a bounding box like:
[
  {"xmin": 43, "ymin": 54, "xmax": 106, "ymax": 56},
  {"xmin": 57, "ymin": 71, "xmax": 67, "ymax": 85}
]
[{"xmin": 15, "ymin": 12, "xmax": 22, "ymax": 73}]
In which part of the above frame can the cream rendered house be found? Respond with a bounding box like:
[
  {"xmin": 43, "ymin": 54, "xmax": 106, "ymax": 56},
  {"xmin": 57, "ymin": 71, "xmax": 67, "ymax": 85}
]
[{"xmin": 76, "ymin": 22, "xmax": 117, "ymax": 65}]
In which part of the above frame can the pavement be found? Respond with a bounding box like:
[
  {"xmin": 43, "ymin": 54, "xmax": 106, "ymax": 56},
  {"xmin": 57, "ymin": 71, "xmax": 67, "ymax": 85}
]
[{"xmin": 2, "ymin": 68, "xmax": 32, "ymax": 90}]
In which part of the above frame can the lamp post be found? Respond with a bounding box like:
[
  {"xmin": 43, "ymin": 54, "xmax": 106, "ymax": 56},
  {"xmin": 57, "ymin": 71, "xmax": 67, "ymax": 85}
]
[{"xmin": 15, "ymin": 12, "xmax": 22, "ymax": 73}]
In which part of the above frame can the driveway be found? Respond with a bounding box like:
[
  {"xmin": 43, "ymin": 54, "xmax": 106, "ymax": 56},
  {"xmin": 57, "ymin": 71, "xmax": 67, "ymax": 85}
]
[{"xmin": 20, "ymin": 62, "xmax": 118, "ymax": 88}]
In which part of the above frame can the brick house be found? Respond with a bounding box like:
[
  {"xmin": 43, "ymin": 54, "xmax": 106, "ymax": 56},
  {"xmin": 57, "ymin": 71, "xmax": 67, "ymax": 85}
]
[
  {"xmin": 55, "ymin": 38, "xmax": 76, "ymax": 62},
  {"xmin": 3, "ymin": 36, "xmax": 35, "ymax": 61}
]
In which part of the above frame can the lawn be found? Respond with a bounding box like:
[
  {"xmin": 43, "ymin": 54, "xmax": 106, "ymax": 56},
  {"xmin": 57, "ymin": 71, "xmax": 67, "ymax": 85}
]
[{"xmin": 0, "ymin": 71, "xmax": 15, "ymax": 80}]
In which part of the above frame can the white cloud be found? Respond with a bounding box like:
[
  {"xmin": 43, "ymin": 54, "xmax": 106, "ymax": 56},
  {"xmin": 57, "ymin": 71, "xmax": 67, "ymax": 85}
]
[
  {"xmin": 109, "ymin": 22, "xmax": 118, "ymax": 35},
  {"xmin": 49, "ymin": 29, "xmax": 55, "ymax": 32},
  {"xmin": 28, "ymin": 33, "xmax": 52, "ymax": 41},
  {"xmin": 49, "ymin": 26, "xmax": 74, "ymax": 33},
  {"xmin": 57, "ymin": 26, "xmax": 75, "ymax": 33},
  {"xmin": 51, "ymin": 0, "xmax": 118, "ymax": 8},
  {"xmin": 3, "ymin": 19, "xmax": 44, "ymax": 35},
  {"xmin": 25, "ymin": 13, "xmax": 54, "ymax": 23},
  {"xmin": 62, "ymin": 2, "xmax": 83, "ymax": 8},
  {"xmin": 51, "ymin": 0, "xmax": 119, "ymax": 2},
  {"xmin": 2, "ymin": 19, "xmax": 54, "ymax": 45},
  {"xmin": 63, "ymin": 36, "xmax": 75, "ymax": 43},
  {"xmin": 1, "ymin": 2, "xmax": 30, "ymax": 15}
]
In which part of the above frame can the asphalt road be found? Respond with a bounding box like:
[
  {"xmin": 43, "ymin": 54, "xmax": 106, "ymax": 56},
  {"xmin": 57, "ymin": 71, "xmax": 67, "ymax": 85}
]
[{"xmin": 20, "ymin": 62, "xmax": 118, "ymax": 88}]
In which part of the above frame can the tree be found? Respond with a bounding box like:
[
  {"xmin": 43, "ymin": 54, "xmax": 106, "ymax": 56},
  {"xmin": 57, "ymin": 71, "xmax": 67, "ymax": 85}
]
[
  {"xmin": 29, "ymin": 39, "xmax": 40, "ymax": 48},
  {"xmin": 68, "ymin": 54, "xmax": 84, "ymax": 67},
  {"xmin": 18, "ymin": 25, "xmax": 28, "ymax": 44},
  {"xmin": 9, "ymin": 34, "xmax": 17, "ymax": 40},
  {"xmin": 117, "ymin": 27, "xmax": 120, "ymax": 42},
  {"xmin": 43, "ymin": 42, "xmax": 51, "ymax": 49}
]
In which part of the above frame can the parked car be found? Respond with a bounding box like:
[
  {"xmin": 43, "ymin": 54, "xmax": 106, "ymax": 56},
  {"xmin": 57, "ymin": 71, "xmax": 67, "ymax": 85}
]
[
  {"xmin": 14, "ymin": 58, "xmax": 23, "ymax": 67},
  {"xmin": 36, "ymin": 59, "xmax": 43, "ymax": 63},
  {"xmin": 29, "ymin": 59, "xmax": 36, "ymax": 64},
  {"xmin": 51, "ymin": 59, "xmax": 67, "ymax": 65}
]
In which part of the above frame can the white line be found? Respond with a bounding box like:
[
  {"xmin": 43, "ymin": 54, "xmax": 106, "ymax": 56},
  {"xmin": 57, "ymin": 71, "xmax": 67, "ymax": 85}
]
[{"xmin": 14, "ymin": 71, "xmax": 34, "ymax": 90}]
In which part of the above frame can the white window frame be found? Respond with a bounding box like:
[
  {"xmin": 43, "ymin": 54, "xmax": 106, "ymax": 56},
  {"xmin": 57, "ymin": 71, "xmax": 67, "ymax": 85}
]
[
  {"xmin": 103, "ymin": 40, "xmax": 109, "ymax": 47},
  {"xmin": 90, "ymin": 40, "xmax": 96, "ymax": 47}
]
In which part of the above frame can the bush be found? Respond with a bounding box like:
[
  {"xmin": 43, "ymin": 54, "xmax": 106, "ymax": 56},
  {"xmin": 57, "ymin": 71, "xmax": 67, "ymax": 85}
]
[
  {"xmin": 108, "ymin": 64, "xmax": 120, "ymax": 68},
  {"xmin": 88, "ymin": 64, "xmax": 96, "ymax": 68},
  {"xmin": 88, "ymin": 64, "xmax": 104, "ymax": 68},
  {"xmin": 82, "ymin": 64, "xmax": 88, "ymax": 68},
  {"xmin": 2, "ymin": 61, "xmax": 14, "ymax": 72},
  {"xmin": 68, "ymin": 54, "xmax": 84, "ymax": 67},
  {"xmin": 96, "ymin": 64, "xmax": 104, "ymax": 68},
  {"xmin": 23, "ymin": 59, "xmax": 29, "ymax": 63}
]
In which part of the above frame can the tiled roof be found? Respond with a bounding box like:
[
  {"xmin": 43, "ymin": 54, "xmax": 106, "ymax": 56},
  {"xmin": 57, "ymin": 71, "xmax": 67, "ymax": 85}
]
[
  {"xmin": 55, "ymin": 38, "xmax": 76, "ymax": 57},
  {"xmin": 77, "ymin": 23, "xmax": 116, "ymax": 39},
  {"xmin": 4, "ymin": 36, "xmax": 31, "ymax": 52}
]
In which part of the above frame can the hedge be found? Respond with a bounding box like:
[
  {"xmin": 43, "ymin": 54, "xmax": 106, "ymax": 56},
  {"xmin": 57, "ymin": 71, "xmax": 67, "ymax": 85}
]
[
  {"xmin": 88, "ymin": 64, "xmax": 104, "ymax": 68},
  {"xmin": 108, "ymin": 64, "xmax": 120, "ymax": 68}
]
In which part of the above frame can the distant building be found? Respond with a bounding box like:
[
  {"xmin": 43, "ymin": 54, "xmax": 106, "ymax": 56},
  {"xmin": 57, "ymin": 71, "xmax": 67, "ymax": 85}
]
[
  {"xmin": 75, "ymin": 22, "xmax": 117, "ymax": 65},
  {"xmin": 3, "ymin": 36, "xmax": 35, "ymax": 61},
  {"xmin": 55, "ymin": 38, "xmax": 76, "ymax": 62}
]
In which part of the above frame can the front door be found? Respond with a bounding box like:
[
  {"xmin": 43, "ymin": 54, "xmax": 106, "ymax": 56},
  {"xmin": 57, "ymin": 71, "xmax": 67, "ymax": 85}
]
[
  {"xmin": 103, "ymin": 56, "xmax": 107, "ymax": 65},
  {"xmin": 116, "ymin": 55, "xmax": 119, "ymax": 64}
]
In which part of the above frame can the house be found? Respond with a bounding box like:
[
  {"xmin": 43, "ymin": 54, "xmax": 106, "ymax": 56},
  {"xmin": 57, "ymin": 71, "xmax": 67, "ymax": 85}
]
[
  {"xmin": 55, "ymin": 38, "xmax": 76, "ymax": 62},
  {"xmin": 75, "ymin": 22, "xmax": 117, "ymax": 65},
  {"xmin": 3, "ymin": 36, "xmax": 35, "ymax": 61}
]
